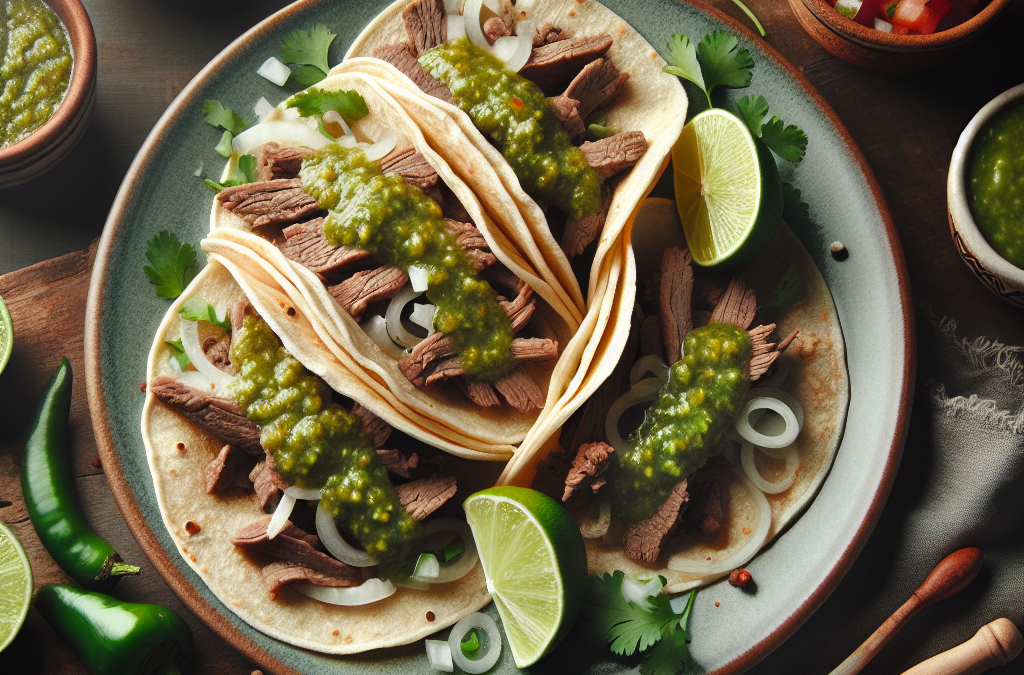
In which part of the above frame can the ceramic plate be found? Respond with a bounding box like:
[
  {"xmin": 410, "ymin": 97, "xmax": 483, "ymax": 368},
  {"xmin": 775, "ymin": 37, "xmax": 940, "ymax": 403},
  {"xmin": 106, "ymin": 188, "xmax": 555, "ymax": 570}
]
[{"xmin": 85, "ymin": 0, "xmax": 913, "ymax": 672}]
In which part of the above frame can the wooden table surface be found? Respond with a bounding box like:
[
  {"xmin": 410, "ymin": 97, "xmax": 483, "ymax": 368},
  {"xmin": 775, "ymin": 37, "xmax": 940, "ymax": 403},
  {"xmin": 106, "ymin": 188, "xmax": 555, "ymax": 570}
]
[{"xmin": 1, "ymin": 0, "xmax": 1021, "ymax": 673}]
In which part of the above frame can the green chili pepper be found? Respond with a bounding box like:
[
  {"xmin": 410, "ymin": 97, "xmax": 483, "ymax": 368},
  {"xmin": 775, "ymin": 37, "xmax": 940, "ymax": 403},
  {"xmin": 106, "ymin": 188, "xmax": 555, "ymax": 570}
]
[
  {"xmin": 21, "ymin": 358, "xmax": 140, "ymax": 590},
  {"xmin": 34, "ymin": 584, "xmax": 194, "ymax": 675}
]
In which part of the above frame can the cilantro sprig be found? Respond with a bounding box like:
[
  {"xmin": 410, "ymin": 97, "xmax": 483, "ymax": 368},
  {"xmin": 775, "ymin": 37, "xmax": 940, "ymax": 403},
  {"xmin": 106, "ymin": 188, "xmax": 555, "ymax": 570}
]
[
  {"xmin": 663, "ymin": 32, "xmax": 754, "ymax": 108},
  {"xmin": 204, "ymin": 154, "xmax": 258, "ymax": 193},
  {"xmin": 280, "ymin": 24, "xmax": 337, "ymax": 87},
  {"xmin": 180, "ymin": 298, "xmax": 231, "ymax": 332},
  {"xmin": 734, "ymin": 95, "xmax": 807, "ymax": 162},
  {"xmin": 285, "ymin": 87, "xmax": 369, "ymax": 121},
  {"xmin": 201, "ymin": 100, "xmax": 247, "ymax": 135},
  {"xmin": 144, "ymin": 231, "xmax": 198, "ymax": 299}
]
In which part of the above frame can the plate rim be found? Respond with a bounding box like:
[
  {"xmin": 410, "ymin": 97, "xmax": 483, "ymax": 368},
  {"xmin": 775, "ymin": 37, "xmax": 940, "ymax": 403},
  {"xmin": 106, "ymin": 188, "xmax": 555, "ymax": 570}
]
[{"xmin": 84, "ymin": 0, "xmax": 915, "ymax": 673}]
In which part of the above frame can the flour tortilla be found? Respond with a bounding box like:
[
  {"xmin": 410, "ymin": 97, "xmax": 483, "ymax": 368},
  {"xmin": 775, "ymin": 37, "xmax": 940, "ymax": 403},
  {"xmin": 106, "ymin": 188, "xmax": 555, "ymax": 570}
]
[{"xmin": 142, "ymin": 258, "xmax": 494, "ymax": 654}]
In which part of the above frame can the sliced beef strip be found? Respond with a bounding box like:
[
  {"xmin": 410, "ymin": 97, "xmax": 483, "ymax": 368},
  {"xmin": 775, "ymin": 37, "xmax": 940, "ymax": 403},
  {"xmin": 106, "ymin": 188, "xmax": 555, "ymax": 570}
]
[
  {"xmin": 520, "ymin": 34, "xmax": 613, "ymax": 92},
  {"xmin": 457, "ymin": 379, "xmax": 501, "ymax": 407},
  {"xmin": 494, "ymin": 367, "xmax": 545, "ymax": 413},
  {"xmin": 231, "ymin": 518, "xmax": 361, "ymax": 581},
  {"xmin": 256, "ymin": 142, "xmax": 313, "ymax": 182},
  {"xmin": 262, "ymin": 561, "xmax": 361, "ymax": 596},
  {"xmin": 327, "ymin": 266, "xmax": 408, "ymax": 323},
  {"xmin": 403, "ymin": 0, "xmax": 447, "ymax": 56},
  {"xmin": 547, "ymin": 95, "xmax": 585, "ymax": 137},
  {"xmin": 444, "ymin": 219, "xmax": 497, "ymax": 271},
  {"xmin": 562, "ymin": 441, "xmax": 614, "ymax": 502},
  {"xmin": 581, "ymin": 131, "xmax": 648, "ymax": 181},
  {"xmin": 376, "ymin": 448, "xmax": 420, "ymax": 478},
  {"xmin": 372, "ymin": 43, "xmax": 455, "ymax": 104},
  {"xmin": 623, "ymin": 479, "xmax": 689, "ymax": 563},
  {"xmin": 659, "ymin": 248, "xmax": 694, "ymax": 363},
  {"xmin": 684, "ymin": 464, "xmax": 732, "ymax": 540},
  {"xmin": 351, "ymin": 402, "xmax": 393, "ymax": 448},
  {"xmin": 481, "ymin": 263, "xmax": 523, "ymax": 296},
  {"xmin": 562, "ymin": 182, "xmax": 612, "ymax": 259},
  {"xmin": 380, "ymin": 147, "xmax": 440, "ymax": 191},
  {"xmin": 424, "ymin": 357, "xmax": 465, "ymax": 386},
  {"xmin": 217, "ymin": 178, "xmax": 323, "ymax": 230},
  {"xmin": 748, "ymin": 324, "xmax": 799, "ymax": 381},
  {"xmin": 202, "ymin": 333, "xmax": 234, "ymax": 375},
  {"xmin": 499, "ymin": 283, "xmax": 536, "ymax": 333},
  {"xmin": 250, "ymin": 461, "xmax": 283, "ymax": 511},
  {"xmin": 231, "ymin": 300, "xmax": 257, "ymax": 335},
  {"xmin": 510, "ymin": 337, "xmax": 559, "ymax": 362},
  {"xmin": 709, "ymin": 277, "xmax": 757, "ymax": 329},
  {"xmin": 149, "ymin": 376, "xmax": 262, "ymax": 455},
  {"xmin": 279, "ymin": 218, "xmax": 372, "ymax": 276},
  {"xmin": 484, "ymin": 16, "xmax": 512, "ymax": 44},
  {"xmin": 397, "ymin": 473, "xmax": 458, "ymax": 520},
  {"xmin": 533, "ymin": 22, "xmax": 569, "ymax": 47},
  {"xmin": 233, "ymin": 518, "xmax": 320, "ymax": 548},
  {"xmin": 400, "ymin": 332, "xmax": 457, "ymax": 386},
  {"xmin": 205, "ymin": 444, "xmax": 259, "ymax": 494},
  {"xmin": 563, "ymin": 57, "xmax": 630, "ymax": 121}
]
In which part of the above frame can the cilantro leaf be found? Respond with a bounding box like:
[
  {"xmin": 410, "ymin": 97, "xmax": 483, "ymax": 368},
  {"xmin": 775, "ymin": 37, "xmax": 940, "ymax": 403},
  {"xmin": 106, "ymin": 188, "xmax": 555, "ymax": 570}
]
[
  {"xmin": 782, "ymin": 181, "xmax": 810, "ymax": 223},
  {"xmin": 588, "ymin": 572, "xmax": 679, "ymax": 656},
  {"xmin": 280, "ymin": 24, "xmax": 336, "ymax": 76},
  {"xmin": 288, "ymin": 64, "xmax": 328, "ymax": 88},
  {"xmin": 696, "ymin": 32, "xmax": 754, "ymax": 98},
  {"xmin": 733, "ymin": 94, "xmax": 770, "ymax": 138},
  {"xmin": 144, "ymin": 231, "xmax": 198, "ymax": 299},
  {"xmin": 663, "ymin": 33, "xmax": 705, "ymax": 96},
  {"xmin": 164, "ymin": 339, "xmax": 191, "ymax": 371},
  {"xmin": 234, "ymin": 154, "xmax": 258, "ymax": 183},
  {"xmin": 286, "ymin": 87, "xmax": 369, "ymax": 120},
  {"xmin": 180, "ymin": 298, "xmax": 231, "ymax": 332},
  {"xmin": 639, "ymin": 626, "xmax": 691, "ymax": 675},
  {"xmin": 201, "ymin": 100, "xmax": 247, "ymax": 134},
  {"xmin": 760, "ymin": 116, "xmax": 808, "ymax": 162},
  {"xmin": 215, "ymin": 130, "xmax": 234, "ymax": 158}
]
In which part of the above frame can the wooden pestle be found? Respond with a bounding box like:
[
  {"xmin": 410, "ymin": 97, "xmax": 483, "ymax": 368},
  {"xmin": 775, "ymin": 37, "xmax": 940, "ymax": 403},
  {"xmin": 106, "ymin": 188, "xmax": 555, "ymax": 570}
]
[
  {"xmin": 901, "ymin": 618, "xmax": 1022, "ymax": 675},
  {"xmin": 829, "ymin": 547, "xmax": 984, "ymax": 675}
]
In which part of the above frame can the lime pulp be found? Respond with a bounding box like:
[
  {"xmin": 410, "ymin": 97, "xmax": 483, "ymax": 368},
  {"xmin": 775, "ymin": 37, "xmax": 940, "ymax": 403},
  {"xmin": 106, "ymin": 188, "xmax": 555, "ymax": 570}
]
[
  {"xmin": 0, "ymin": 522, "xmax": 32, "ymax": 652},
  {"xmin": 0, "ymin": 295, "xmax": 11, "ymax": 376}
]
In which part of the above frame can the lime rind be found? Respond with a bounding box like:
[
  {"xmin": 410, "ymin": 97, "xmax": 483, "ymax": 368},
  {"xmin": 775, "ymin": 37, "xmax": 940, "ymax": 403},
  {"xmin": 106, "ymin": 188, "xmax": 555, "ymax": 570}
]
[
  {"xmin": 0, "ymin": 295, "xmax": 12, "ymax": 376},
  {"xmin": 0, "ymin": 522, "xmax": 33, "ymax": 652}
]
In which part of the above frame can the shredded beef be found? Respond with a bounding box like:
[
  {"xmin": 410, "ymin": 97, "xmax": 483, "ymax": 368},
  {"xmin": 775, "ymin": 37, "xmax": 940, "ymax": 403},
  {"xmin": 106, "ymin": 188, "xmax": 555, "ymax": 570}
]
[
  {"xmin": 279, "ymin": 218, "xmax": 372, "ymax": 276},
  {"xmin": 231, "ymin": 301, "xmax": 257, "ymax": 335},
  {"xmin": 639, "ymin": 314, "xmax": 665, "ymax": 360},
  {"xmin": 261, "ymin": 561, "xmax": 361, "ymax": 596},
  {"xmin": 510, "ymin": 337, "xmax": 559, "ymax": 362},
  {"xmin": 403, "ymin": 0, "xmax": 447, "ymax": 55},
  {"xmin": 249, "ymin": 460, "xmax": 287, "ymax": 511},
  {"xmin": 581, "ymin": 131, "xmax": 648, "ymax": 181},
  {"xmin": 202, "ymin": 334, "xmax": 234, "ymax": 375},
  {"xmin": 659, "ymin": 248, "xmax": 694, "ymax": 362},
  {"xmin": 397, "ymin": 473, "xmax": 458, "ymax": 520},
  {"xmin": 458, "ymin": 379, "xmax": 501, "ymax": 407},
  {"xmin": 444, "ymin": 219, "xmax": 497, "ymax": 271},
  {"xmin": 256, "ymin": 142, "xmax": 313, "ymax": 182},
  {"xmin": 710, "ymin": 278, "xmax": 758, "ymax": 329},
  {"xmin": 232, "ymin": 518, "xmax": 361, "ymax": 582},
  {"xmin": 563, "ymin": 58, "xmax": 629, "ymax": 121},
  {"xmin": 494, "ymin": 367, "xmax": 545, "ymax": 412},
  {"xmin": 748, "ymin": 325, "xmax": 799, "ymax": 381},
  {"xmin": 205, "ymin": 444, "xmax": 258, "ymax": 494},
  {"xmin": 423, "ymin": 357, "xmax": 465, "ymax": 386},
  {"xmin": 547, "ymin": 95, "xmax": 585, "ymax": 137},
  {"xmin": 399, "ymin": 332, "xmax": 457, "ymax": 386},
  {"xmin": 684, "ymin": 465, "xmax": 732, "ymax": 540},
  {"xmin": 562, "ymin": 442, "xmax": 614, "ymax": 502},
  {"xmin": 499, "ymin": 283, "xmax": 536, "ymax": 333},
  {"xmin": 380, "ymin": 147, "xmax": 440, "ymax": 190},
  {"xmin": 351, "ymin": 402, "xmax": 393, "ymax": 448},
  {"xmin": 520, "ymin": 34, "xmax": 613, "ymax": 91},
  {"xmin": 327, "ymin": 267, "xmax": 408, "ymax": 322},
  {"xmin": 562, "ymin": 182, "xmax": 612, "ymax": 259},
  {"xmin": 217, "ymin": 178, "xmax": 323, "ymax": 229},
  {"xmin": 483, "ymin": 16, "xmax": 512, "ymax": 44},
  {"xmin": 373, "ymin": 43, "xmax": 455, "ymax": 103},
  {"xmin": 481, "ymin": 263, "xmax": 522, "ymax": 295},
  {"xmin": 533, "ymin": 22, "xmax": 569, "ymax": 47},
  {"xmin": 376, "ymin": 448, "xmax": 419, "ymax": 478},
  {"xmin": 149, "ymin": 376, "xmax": 262, "ymax": 454},
  {"xmin": 623, "ymin": 480, "xmax": 689, "ymax": 563}
]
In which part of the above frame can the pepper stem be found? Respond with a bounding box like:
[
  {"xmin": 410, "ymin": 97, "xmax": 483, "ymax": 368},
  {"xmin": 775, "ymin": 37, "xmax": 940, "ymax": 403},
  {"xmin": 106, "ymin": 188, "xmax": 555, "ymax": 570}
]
[{"xmin": 109, "ymin": 562, "xmax": 141, "ymax": 576}]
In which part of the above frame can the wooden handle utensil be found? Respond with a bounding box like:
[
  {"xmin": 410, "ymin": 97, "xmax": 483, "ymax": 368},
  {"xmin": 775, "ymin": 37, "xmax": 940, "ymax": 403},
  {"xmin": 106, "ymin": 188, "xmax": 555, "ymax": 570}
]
[
  {"xmin": 828, "ymin": 547, "xmax": 984, "ymax": 675},
  {"xmin": 901, "ymin": 618, "xmax": 1022, "ymax": 675}
]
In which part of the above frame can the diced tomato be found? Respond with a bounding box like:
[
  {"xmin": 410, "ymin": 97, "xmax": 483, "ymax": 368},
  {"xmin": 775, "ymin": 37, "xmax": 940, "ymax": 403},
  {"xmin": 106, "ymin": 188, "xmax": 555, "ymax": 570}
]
[
  {"xmin": 929, "ymin": 0, "xmax": 952, "ymax": 18},
  {"xmin": 878, "ymin": 0, "xmax": 900, "ymax": 20},
  {"xmin": 891, "ymin": 22, "xmax": 911, "ymax": 33},
  {"xmin": 854, "ymin": 0, "xmax": 883, "ymax": 25},
  {"xmin": 892, "ymin": 0, "xmax": 940, "ymax": 32}
]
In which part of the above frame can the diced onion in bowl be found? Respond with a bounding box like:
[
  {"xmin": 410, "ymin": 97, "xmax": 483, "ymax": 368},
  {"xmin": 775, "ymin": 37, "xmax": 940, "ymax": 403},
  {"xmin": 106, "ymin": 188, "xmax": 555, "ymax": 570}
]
[
  {"xmin": 422, "ymin": 518, "xmax": 480, "ymax": 584},
  {"xmin": 362, "ymin": 315, "xmax": 405, "ymax": 359},
  {"xmin": 426, "ymin": 639, "xmax": 455, "ymax": 672},
  {"xmin": 233, "ymin": 120, "xmax": 331, "ymax": 154},
  {"xmin": 254, "ymin": 97, "xmax": 275, "ymax": 121},
  {"xmin": 362, "ymin": 129, "xmax": 399, "ymax": 161},
  {"xmin": 179, "ymin": 320, "xmax": 235, "ymax": 393},
  {"xmin": 257, "ymin": 56, "xmax": 291, "ymax": 86},
  {"xmin": 448, "ymin": 613, "xmax": 502, "ymax": 674},
  {"xmin": 284, "ymin": 485, "xmax": 321, "ymax": 501},
  {"xmin": 740, "ymin": 440, "xmax": 800, "ymax": 494},
  {"xmin": 267, "ymin": 493, "xmax": 296, "ymax": 539},
  {"xmin": 293, "ymin": 578, "xmax": 396, "ymax": 606},
  {"xmin": 386, "ymin": 285, "xmax": 427, "ymax": 349},
  {"xmin": 315, "ymin": 504, "xmax": 379, "ymax": 567},
  {"xmin": 447, "ymin": 14, "xmax": 466, "ymax": 42},
  {"xmin": 734, "ymin": 394, "xmax": 800, "ymax": 449},
  {"xmin": 605, "ymin": 377, "xmax": 663, "ymax": 453},
  {"xmin": 629, "ymin": 354, "xmax": 670, "ymax": 386},
  {"xmin": 408, "ymin": 265, "xmax": 430, "ymax": 292}
]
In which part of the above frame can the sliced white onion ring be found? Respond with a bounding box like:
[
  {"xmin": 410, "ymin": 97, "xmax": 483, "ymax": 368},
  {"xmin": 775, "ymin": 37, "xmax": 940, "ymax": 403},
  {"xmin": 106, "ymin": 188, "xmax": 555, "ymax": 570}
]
[
  {"xmin": 446, "ymin": 13, "xmax": 466, "ymax": 42},
  {"xmin": 667, "ymin": 470, "xmax": 771, "ymax": 576},
  {"xmin": 493, "ymin": 33, "xmax": 531, "ymax": 72},
  {"xmin": 293, "ymin": 578, "xmax": 396, "ymax": 606},
  {"xmin": 233, "ymin": 120, "xmax": 330, "ymax": 154},
  {"xmin": 179, "ymin": 320, "xmax": 235, "ymax": 392},
  {"xmin": 254, "ymin": 97, "xmax": 275, "ymax": 121},
  {"xmin": 734, "ymin": 395, "xmax": 800, "ymax": 449},
  {"xmin": 315, "ymin": 504, "xmax": 379, "ymax": 567},
  {"xmin": 175, "ymin": 369, "xmax": 217, "ymax": 392},
  {"xmin": 448, "ymin": 612, "xmax": 502, "ymax": 674},
  {"xmin": 394, "ymin": 578, "xmax": 431, "ymax": 591},
  {"xmin": 257, "ymin": 56, "xmax": 291, "ymax": 86},
  {"xmin": 605, "ymin": 377, "xmax": 663, "ymax": 453},
  {"xmin": 362, "ymin": 129, "xmax": 399, "ymax": 162},
  {"xmin": 267, "ymin": 493, "xmax": 296, "ymax": 540},
  {"xmin": 284, "ymin": 485, "xmax": 321, "ymax": 501},
  {"xmin": 362, "ymin": 315, "xmax": 405, "ymax": 359},
  {"xmin": 319, "ymin": 109, "xmax": 355, "ymax": 140},
  {"xmin": 463, "ymin": 0, "xmax": 489, "ymax": 51},
  {"xmin": 413, "ymin": 553, "xmax": 441, "ymax": 580},
  {"xmin": 422, "ymin": 518, "xmax": 480, "ymax": 584},
  {"xmin": 408, "ymin": 265, "xmax": 430, "ymax": 292},
  {"xmin": 579, "ymin": 500, "xmax": 611, "ymax": 539},
  {"xmin": 386, "ymin": 285, "xmax": 426, "ymax": 349},
  {"xmin": 337, "ymin": 134, "xmax": 358, "ymax": 148},
  {"xmin": 620, "ymin": 575, "xmax": 664, "ymax": 610},
  {"xmin": 629, "ymin": 354, "xmax": 670, "ymax": 386},
  {"xmin": 749, "ymin": 386, "xmax": 805, "ymax": 432},
  {"xmin": 426, "ymin": 639, "xmax": 455, "ymax": 672},
  {"xmin": 410, "ymin": 303, "xmax": 437, "ymax": 333},
  {"xmin": 741, "ymin": 440, "xmax": 800, "ymax": 494},
  {"xmin": 482, "ymin": 0, "xmax": 500, "ymax": 12}
]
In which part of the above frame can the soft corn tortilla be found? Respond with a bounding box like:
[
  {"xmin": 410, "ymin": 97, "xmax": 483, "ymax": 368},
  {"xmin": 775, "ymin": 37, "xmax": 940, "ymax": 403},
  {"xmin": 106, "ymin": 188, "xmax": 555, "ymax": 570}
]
[{"xmin": 142, "ymin": 258, "xmax": 493, "ymax": 654}]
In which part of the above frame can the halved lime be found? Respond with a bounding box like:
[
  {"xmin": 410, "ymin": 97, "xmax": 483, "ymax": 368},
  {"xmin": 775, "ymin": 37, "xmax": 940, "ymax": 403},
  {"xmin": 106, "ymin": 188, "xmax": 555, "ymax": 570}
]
[
  {"xmin": 0, "ymin": 294, "xmax": 11, "ymax": 376},
  {"xmin": 673, "ymin": 107, "xmax": 783, "ymax": 269},
  {"xmin": 463, "ymin": 486, "xmax": 587, "ymax": 667},
  {"xmin": 0, "ymin": 522, "xmax": 32, "ymax": 652}
]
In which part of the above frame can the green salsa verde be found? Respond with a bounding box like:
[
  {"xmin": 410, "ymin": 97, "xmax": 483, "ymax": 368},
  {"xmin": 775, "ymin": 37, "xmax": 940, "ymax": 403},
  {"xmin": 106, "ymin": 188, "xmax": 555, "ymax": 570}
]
[
  {"xmin": 0, "ymin": 0, "xmax": 73, "ymax": 149},
  {"xmin": 419, "ymin": 38, "xmax": 603, "ymax": 220},
  {"xmin": 968, "ymin": 98, "xmax": 1024, "ymax": 270},
  {"xmin": 300, "ymin": 143, "xmax": 516, "ymax": 382},
  {"xmin": 229, "ymin": 314, "xmax": 421, "ymax": 577}
]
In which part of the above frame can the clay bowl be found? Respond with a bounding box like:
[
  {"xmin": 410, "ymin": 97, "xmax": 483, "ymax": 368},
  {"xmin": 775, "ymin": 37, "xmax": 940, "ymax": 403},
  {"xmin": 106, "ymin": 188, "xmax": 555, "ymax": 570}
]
[
  {"xmin": 0, "ymin": 0, "xmax": 96, "ymax": 189},
  {"xmin": 788, "ymin": 0, "xmax": 1012, "ymax": 74},
  {"xmin": 947, "ymin": 83, "xmax": 1024, "ymax": 309}
]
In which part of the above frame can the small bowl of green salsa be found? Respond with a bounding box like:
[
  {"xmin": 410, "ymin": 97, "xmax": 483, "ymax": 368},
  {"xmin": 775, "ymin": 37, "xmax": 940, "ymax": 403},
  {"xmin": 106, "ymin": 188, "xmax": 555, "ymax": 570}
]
[
  {"xmin": 947, "ymin": 83, "xmax": 1024, "ymax": 308},
  {"xmin": 0, "ymin": 0, "xmax": 95, "ymax": 189}
]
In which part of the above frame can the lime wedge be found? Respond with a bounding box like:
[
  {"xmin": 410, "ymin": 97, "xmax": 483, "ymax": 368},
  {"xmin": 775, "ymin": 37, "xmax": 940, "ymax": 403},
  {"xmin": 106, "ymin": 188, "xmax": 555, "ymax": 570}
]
[
  {"xmin": 463, "ymin": 486, "xmax": 587, "ymax": 667},
  {"xmin": 0, "ymin": 294, "xmax": 11, "ymax": 376},
  {"xmin": 673, "ymin": 107, "xmax": 783, "ymax": 269},
  {"xmin": 0, "ymin": 522, "xmax": 32, "ymax": 652}
]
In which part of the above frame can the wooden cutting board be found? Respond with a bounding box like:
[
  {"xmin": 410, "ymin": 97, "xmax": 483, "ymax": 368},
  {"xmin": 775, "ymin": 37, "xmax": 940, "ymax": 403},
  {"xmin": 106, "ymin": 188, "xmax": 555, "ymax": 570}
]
[{"xmin": 0, "ymin": 244, "xmax": 254, "ymax": 674}]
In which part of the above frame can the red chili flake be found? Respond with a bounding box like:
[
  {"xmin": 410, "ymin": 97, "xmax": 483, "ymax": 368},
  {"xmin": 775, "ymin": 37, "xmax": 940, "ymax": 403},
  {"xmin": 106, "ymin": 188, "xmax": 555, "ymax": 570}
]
[
  {"xmin": 715, "ymin": 601, "xmax": 720, "ymax": 607},
  {"xmin": 706, "ymin": 557, "xmax": 712, "ymax": 561},
  {"xmin": 90, "ymin": 458, "xmax": 101, "ymax": 468},
  {"xmin": 176, "ymin": 442, "xmax": 186, "ymax": 452},
  {"xmin": 510, "ymin": 96, "xmax": 524, "ymax": 112},
  {"xmin": 425, "ymin": 611, "xmax": 436, "ymax": 622},
  {"xmin": 287, "ymin": 307, "xmax": 296, "ymax": 316},
  {"xmin": 729, "ymin": 569, "xmax": 753, "ymax": 588},
  {"xmin": 185, "ymin": 520, "xmax": 201, "ymax": 535},
  {"xmin": 332, "ymin": 629, "xmax": 339, "ymax": 636},
  {"xmin": 140, "ymin": 382, "xmax": 148, "ymax": 392}
]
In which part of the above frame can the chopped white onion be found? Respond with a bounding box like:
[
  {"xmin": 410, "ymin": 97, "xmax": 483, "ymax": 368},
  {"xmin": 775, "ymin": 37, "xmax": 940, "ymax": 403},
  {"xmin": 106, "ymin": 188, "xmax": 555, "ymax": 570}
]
[
  {"xmin": 254, "ymin": 97, "xmax": 275, "ymax": 121},
  {"xmin": 422, "ymin": 518, "xmax": 480, "ymax": 584},
  {"xmin": 293, "ymin": 578, "xmax": 396, "ymax": 605},
  {"xmin": 629, "ymin": 354, "xmax": 670, "ymax": 386},
  {"xmin": 579, "ymin": 499, "xmax": 611, "ymax": 539},
  {"xmin": 734, "ymin": 395, "xmax": 800, "ymax": 449},
  {"xmin": 337, "ymin": 134, "xmax": 358, "ymax": 148},
  {"xmin": 413, "ymin": 553, "xmax": 441, "ymax": 580},
  {"xmin": 306, "ymin": 116, "xmax": 320, "ymax": 130},
  {"xmin": 874, "ymin": 17, "xmax": 894, "ymax": 32},
  {"xmin": 257, "ymin": 56, "xmax": 291, "ymax": 86},
  {"xmin": 410, "ymin": 303, "xmax": 437, "ymax": 333},
  {"xmin": 267, "ymin": 493, "xmax": 296, "ymax": 540},
  {"xmin": 741, "ymin": 440, "xmax": 800, "ymax": 494},
  {"xmin": 408, "ymin": 265, "xmax": 430, "ymax": 292},
  {"xmin": 233, "ymin": 120, "xmax": 331, "ymax": 154},
  {"xmin": 315, "ymin": 504, "xmax": 379, "ymax": 567},
  {"xmin": 448, "ymin": 613, "xmax": 502, "ymax": 674},
  {"xmin": 446, "ymin": 14, "xmax": 467, "ymax": 42},
  {"xmin": 444, "ymin": 0, "xmax": 463, "ymax": 12},
  {"xmin": 667, "ymin": 470, "xmax": 771, "ymax": 576},
  {"xmin": 669, "ymin": 593, "xmax": 691, "ymax": 615},
  {"xmin": 362, "ymin": 129, "xmax": 399, "ymax": 161},
  {"xmin": 426, "ymin": 639, "xmax": 455, "ymax": 672},
  {"xmin": 282, "ymin": 107, "xmax": 302, "ymax": 121},
  {"xmin": 386, "ymin": 285, "xmax": 427, "ymax": 349},
  {"xmin": 167, "ymin": 354, "xmax": 183, "ymax": 373},
  {"xmin": 193, "ymin": 161, "xmax": 204, "ymax": 177},
  {"xmin": 605, "ymin": 377, "xmax": 664, "ymax": 453},
  {"xmin": 621, "ymin": 575, "xmax": 664, "ymax": 610},
  {"xmin": 284, "ymin": 485, "xmax": 322, "ymax": 500},
  {"xmin": 179, "ymin": 320, "xmax": 235, "ymax": 392}
]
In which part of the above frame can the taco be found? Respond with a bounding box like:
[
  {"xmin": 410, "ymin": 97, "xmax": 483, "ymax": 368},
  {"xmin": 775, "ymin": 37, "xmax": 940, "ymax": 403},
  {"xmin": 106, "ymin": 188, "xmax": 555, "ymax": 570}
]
[
  {"xmin": 207, "ymin": 70, "xmax": 590, "ymax": 456},
  {"xmin": 142, "ymin": 252, "xmax": 498, "ymax": 653}
]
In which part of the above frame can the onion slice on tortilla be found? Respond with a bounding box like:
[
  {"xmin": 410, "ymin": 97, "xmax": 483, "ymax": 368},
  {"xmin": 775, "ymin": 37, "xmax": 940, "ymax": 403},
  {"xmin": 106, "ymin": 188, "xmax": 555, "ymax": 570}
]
[
  {"xmin": 315, "ymin": 504, "xmax": 380, "ymax": 567},
  {"xmin": 293, "ymin": 578, "xmax": 396, "ymax": 606},
  {"xmin": 620, "ymin": 575, "xmax": 664, "ymax": 610},
  {"xmin": 734, "ymin": 394, "xmax": 800, "ymax": 449},
  {"xmin": 741, "ymin": 440, "xmax": 800, "ymax": 494},
  {"xmin": 232, "ymin": 120, "xmax": 331, "ymax": 154},
  {"xmin": 179, "ymin": 319, "xmax": 235, "ymax": 393},
  {"xmin": 448, "ymin": 613, "xmax": 502, "ymax": 674},
  {"xmin": 629, "ymin": 354, "xmax": 670, "ymax": 386},
  {"xmin": 386, "ymin": 285, "xmax": 426, "ymax": 349},
  {"xmin": 266, "ymin": 493, "xmax": 296, "ymax": 540},
  {"xmin": 422, "ymin": 518, "xmax": 480, "ymax": 584},
  {"xmin": 284, "ymin": 485, "xmax": 321, "ymax": 501},
  {"xmin": 362, "ymin": 129, "xmax": 398, "ymax": 161},
  {"xmin": 413, "ymin": 553, "xmax": 441, "ymax": 581}
]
